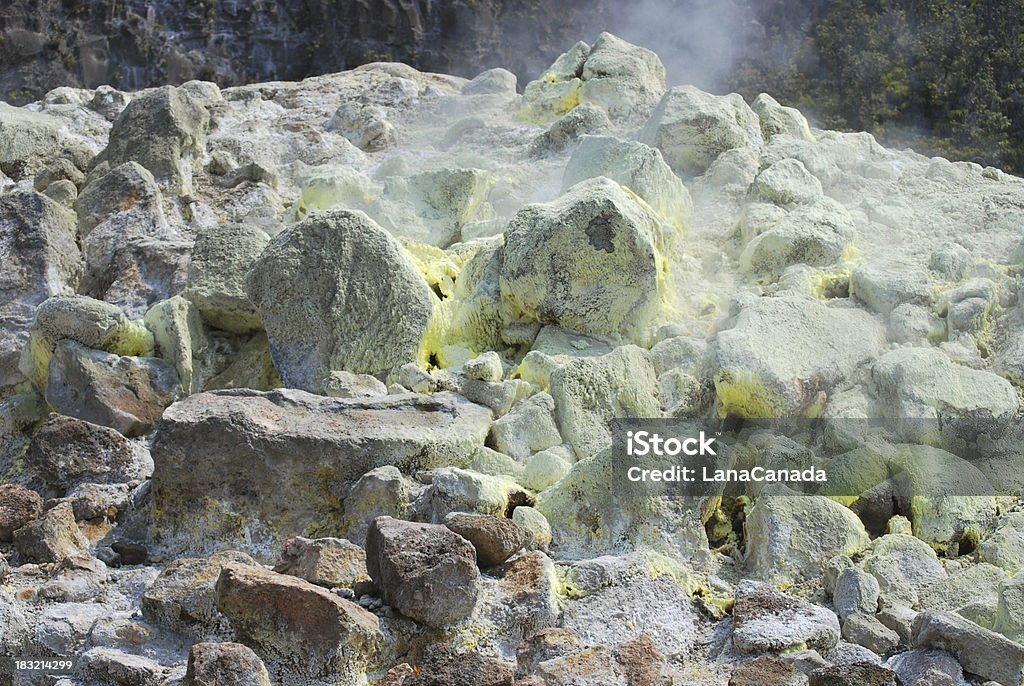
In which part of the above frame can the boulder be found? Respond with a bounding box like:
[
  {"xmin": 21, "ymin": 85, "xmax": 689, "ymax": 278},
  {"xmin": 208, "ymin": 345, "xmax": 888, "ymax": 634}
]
[
  {"xmin": 141, "ymin": 550, "xmax": 257, "ymax": 638},
  {"xmin": 246, "ymin": 209, "xmax": 436, "ymax": 390},
  {"xmin": 851, "ymin": 261, "xmax": 932, "ymax": 316},
  {"xmin": 327, "ymin": 103, "xmax": 396, "ymax": 151},
  {"xmin": 562, "ymin": 135, "xmax": 692, "ymax": 228},
  {"xmin": 712, "ymin": 294, "xmax": 885, "ymax": 418},
  {"xmin": 26, "ymin": 414, "xmax": 151, "ymax": 488},
  {"xmin": 78, "ymin": 171, "xmax": 192, "ymax": 318},
  {"xmin": 78, "ymin": 648, "xmax": 167, "ymax": 686},
  {"xmin": 578, "ymin": 32, "xmax": 666, "ymax": 119},
  {"xmin": 273, "ymin": 536, "xmax": 368, "ymax": 588},
  {"xmin": 21, "ymin": 295, "xmax": 154, "ymax": 390},
  {"xmin": 0, "ymin": 191, "xmax": 81, "ymax": 396},
  {"xmin": 550, "ymin": 345, "xmax": 661, "ymax": 460},
  {"xmin": 216, "ymin": 563, "xmax": 381, "ymax": 678},
  {"xmin": 523, "ymin": 449, "xmax": 573, "ymax": 492},
  {"xmin": 365, "ymin": 516, "xmax": 480, "ymax": 627},
  {"xmin": 869, "ymin": 347, "xmax": 1018, "ymax": 447},
  {"xmin": 732, "ymin": 580, "xmax": 841, "ymax": 654},
  {"xmin": 832, "ymin": 567, "xmax": 880, "ymax": 621},
  {"xmin": 979, "ymin": 513, "xmax": 1024, "ymax": 574},
  {"xmin": 751, "ymin": 93, "xmax": 814, "ymax": 141},
  {"xmin": 749, "ymin": 158, "xmax": 824, "ymax": 207},
  {"xmin": 730, "ymin": 657, "xmax": 804, "ymax": 685},
  {"xmin": 46, "ymin": 340, "xmax": 179, "ymax": 438},
  {"xmin": 74, "ymin": 161, "xmax": 162, "ymax": 237},
  {"xmin": 144, "ymin": 295, "xmax": 206, "ymax": 395},
  {"xmin": 500, "ymin": 177, "xmax": 672, "ymax": 344},
  {"xmin": 462, "ymin": 68, "xmax": 517, "ymax": 96},
  {"xmin": 444, "ymin": 512, "xmax": 532, "ymax": 567},
  {"xmin": 0, "ymin": 483, "xmax": 43, "ymax": 542},
  {"xmin": 912, "ymin": 610, "xmax": 1024, "ymax": 686},
  {"xmin": 338, "ymin": 465, "xmax": 419, "ymax": 545},
  {"xmin": 535, "ymin": 103, "xmax": 611, "ymax": 153},
  {"xmin": 13, "ymin": 501, "xmax": 89, "ymax": 563},
  {"xmin": 745, "ymin": 490, "xmax": 871, "ymax": 583},
  {"xmin": 185, "ymin": 223, "xmax": 270, "ymax": 334},
  {"xmin": 809, "ymin": 663, "xmax": 899, "ymax": 686},
  {"xmin": 740, "ymin": 198, "xmax": 856, "ymax": 273},
  {"xmin": 490, "ymin": 392, "xmax": 562, "ymax": 461},
  {"xmin": 183, "ymin": 642, "xmax": 272, "ymax": 686},
  {"xmin": 322, "ymin": 370, "xmax": 388, "ymax": 398},
  {"xmin": 887, "ymin": 649, "xmax": 966, "ymax": 686},
  {"xmin": 639, "ymin": 85, "xmax": 763, "ymax": 176},
  {"xmin": 97, "ymin": 85, "xmax": 209, "ymax": 188},
  {"xmin": 150, "ymin": 389, "xmax": 490, "ymax": 559},
  {"xmin": 841, "ymin": 612, "xmax": 900, "ymax": 655},
  {"xmin": 864, "ymin": 534, "xmax": 947, "ymax": 608},
  {"xmin": 0, "ymin": 102, "xmax": 68, "ymax": 178},
  {"xmin": 405, "ymin": 646, "xmax": 515, "ymax": 686}
]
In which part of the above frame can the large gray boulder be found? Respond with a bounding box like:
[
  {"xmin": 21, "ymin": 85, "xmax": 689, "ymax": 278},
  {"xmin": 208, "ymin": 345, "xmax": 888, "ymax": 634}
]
[
  {"xmin": 500, "ymin": 177, "xmax": 672, "ymax": 344},
  {"xmin": 45, "ymin": 340, "xmax": 180, "ymax": 438},
  {"xmin": 912, "ymin": 610, "xmax": 1024, "ymax": 686},
  {"xmin": 185, "ymin": 223, "xmax": 270, "ymax": 334},
  {"xmin": 732, "ymin": 580, "xmax": 841, "ymax": 654},
  {"xmin": 639, "ymin": 85, "xmax": 763, "ymax": 176},
  {"xmin": 0, "ymin": 191, "xmax": 81, "ymax": 397},
  {"xmin": 246, "ymin": 209, "xmax": 436, "ymax": 391},
  {"xmin": 365, "ymin": 516, "xmax": 480, "ymax": 627},
  {"xmin": 745, "ymin": 489, "xmax": 871, "ymax": 583},
  {"xmin": 712, "ymin": 295, "xmax": 885, "ymax": 418},
  {"xmin": 0, "ymin": 102, "xmax": 68, "ymax": 178},
  {"xmin": 869, "ymin": 347, "xmax": 1019, "ymax": 447},
  {"xmin": 578, "ymin": 32, "xmax": 666, "ymax": 120},
  {"xmin": 550, "ymin": 344, "xmax": 661, "ymax": 460},
  {"xmin": 562, "ymin": 135, "xmax": 692, "ymax": 229},
  {"xmin": 149, "ymin": 389, "xmax": 491, "ymax": 559},
  {"xmin": 78, "ymin": 163, "xmax": 192, "ymax": 318},
  {"xmin": 97, "ymin": 85, "xmax": 209, "ymax": 189}
]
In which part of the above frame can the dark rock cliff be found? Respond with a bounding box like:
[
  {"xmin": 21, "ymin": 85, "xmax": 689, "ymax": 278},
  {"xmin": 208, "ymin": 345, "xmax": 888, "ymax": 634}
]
[{"xmin": 0, "ymin": 0, "xmax": 609, "ymax": 102}]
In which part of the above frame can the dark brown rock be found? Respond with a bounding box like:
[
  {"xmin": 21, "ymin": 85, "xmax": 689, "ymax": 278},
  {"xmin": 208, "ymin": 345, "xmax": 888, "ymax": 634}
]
[
  {"xmin": 142, "ymin": 550, "xmax": 258, "ymax": 638},
  {"xmin": 406, "ymin": 646, "xmax": 514, "ymax": 686},
  {"xmin": 365, "ymin": 516, "xmax": 480, "ymax": 628},
  {"xmin": 12, "ymin": 500, "xmax": 89, "ymax": 562},
  {"xmin": 183, "ymin": 642, "xmax": 272, "ymax": 686},
  {"xmin": 0, "ymin": 483, "xmax": 42, "ymax": 541},
  {"xmin": 444, "ymin": 512, "xmax": 532, "ymax": 567},
  {"xmin": 809, "ymin": 663, "xmax": 899, "ymax": 686},
  {"xmin": 730, "ymin": 656, "xmax": 803, "ymax": 686},
  {"xmin": 614, "ymin": 634, "xmax": 666, "ymax": 686},
  {"xmin": 215, "ymin": 563, "xmax": 382, "ymax": 678},
  {"xmin": 26, "ymin": 413, "xmax": 148, "ymax": 488}
]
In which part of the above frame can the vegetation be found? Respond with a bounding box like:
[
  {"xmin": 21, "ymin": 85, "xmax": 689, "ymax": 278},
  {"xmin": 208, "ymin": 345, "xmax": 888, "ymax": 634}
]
[{"xmin": 731, "ymin": 0, "xmax": 1024, "ymax": 171}]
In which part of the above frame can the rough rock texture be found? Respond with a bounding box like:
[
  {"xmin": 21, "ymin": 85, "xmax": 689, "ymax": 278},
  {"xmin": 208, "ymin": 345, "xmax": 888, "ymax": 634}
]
[
  {"xmin": 912, "ymin": 610, "xmax": 1024, "ymax": 686},
  {"xmin": 46, "ymin": 339, "xmax": 180, "ymax": 437},
  {"xmin": 0, "ymin": 190, "xmax": 81, "ymax": 396},
  {"xmin": 500, "ymin": 177, "xmax": 671, "ymax": 344},
  {"xmin": 273, "ymin": 536, "xmax": 368, "ymax": 588},
  {"xmin": 185, "ymin": 222, "xmax": 270, "ymax": 334},
  {"xmin": 365, "ymin": 516, "xmax": 480, "ymax": 627},
  {"xmin": 183, "ymin": 642, "xmax": 272, "ymax": 686},
  {"xmin": 639, "ymin": 85, "xmax": 763, "ymax": 175},
  {"xmin": 712, "ymin": 295, "xmax": 885, "ymax": 418},
  {"xmin": 26, "ymin": 413, "xmax": 151, "ymax": 488},
  {"xmin": 141, "ymin": 550, "xmax": 258, "ymax": 639},
  {"xmin": 444, "ymin": 512, "xmax": 532, "ymax": 567},
  {"xmin": 150, "ymin": 389, "xmax": 490, "ymax": 559},
  {"xmin": 246, "ymin": 209, "xmax": 436, "ymax": 390},
  {"xmin": 0, "ymin": 483, "xmax": 43, "ymax": 542},
  {"xmin": 13, "ymin": 501, "xmax": 90, "ymax": 563},
  {"xmin": 216, "ymin": 563, "xmax": 382, "ymax": 678},
  {"xmin": 732, "ymin": 581, "xmax": 841, "ymax": 655}
]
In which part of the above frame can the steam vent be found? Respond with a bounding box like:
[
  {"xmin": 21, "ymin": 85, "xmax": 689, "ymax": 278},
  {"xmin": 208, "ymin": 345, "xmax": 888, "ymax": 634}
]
[{"xmin": 4, "ymin": 29, "xmax": 1024, "ymax": 686}]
